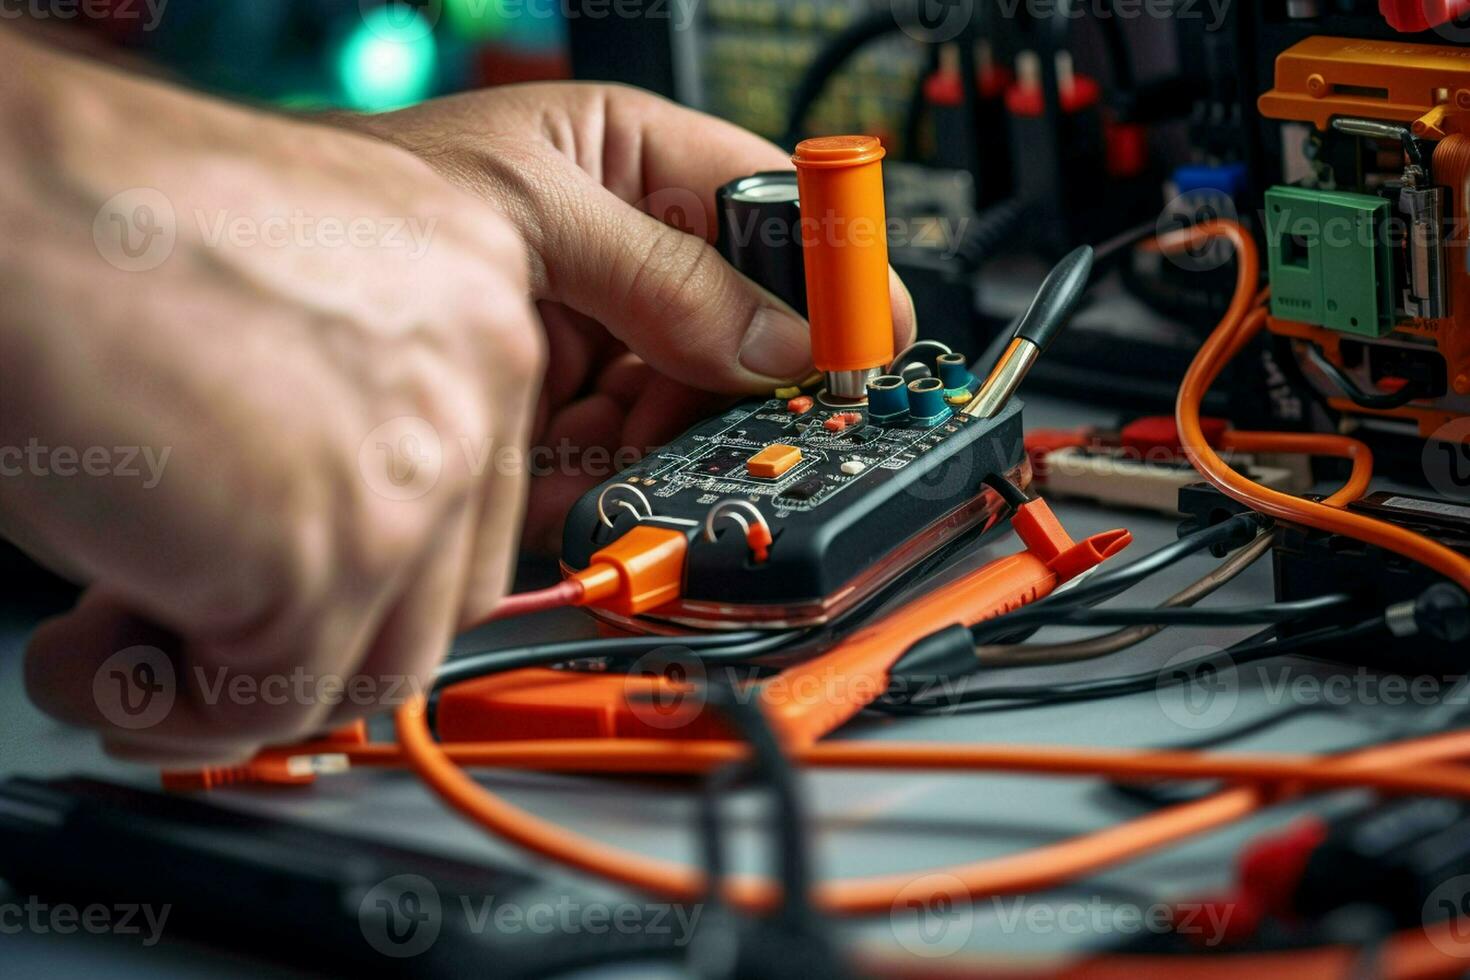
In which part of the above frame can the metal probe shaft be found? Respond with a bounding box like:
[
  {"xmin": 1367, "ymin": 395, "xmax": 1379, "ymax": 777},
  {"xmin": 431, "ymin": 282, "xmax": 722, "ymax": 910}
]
[{"xmin": 963, "ymin": 245, "xmax": 1095, "ymax": 418}]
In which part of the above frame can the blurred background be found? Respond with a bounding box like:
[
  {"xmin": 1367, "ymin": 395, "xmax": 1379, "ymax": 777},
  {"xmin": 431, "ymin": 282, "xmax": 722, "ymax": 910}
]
[{"xmin": 36, "ymin": 0, "xmax": 1470, "ymax": 482}]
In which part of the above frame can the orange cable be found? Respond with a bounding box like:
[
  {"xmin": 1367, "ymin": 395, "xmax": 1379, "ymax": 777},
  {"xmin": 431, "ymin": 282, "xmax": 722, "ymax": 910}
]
[
  {"xmin": 1220, "ymin": 428, "xmax": 1374, "ymax": 507},
  {"xmin": 333, "ymin": 218, "xmax": 1470, "ymax": 969},
  {"xmin": 389, "ymin": 696, "xmax": 1470, "ymax": 916},
  {"xmin": 1169, "ymin": 220, "xmax": 1470, "ymax": 595}
]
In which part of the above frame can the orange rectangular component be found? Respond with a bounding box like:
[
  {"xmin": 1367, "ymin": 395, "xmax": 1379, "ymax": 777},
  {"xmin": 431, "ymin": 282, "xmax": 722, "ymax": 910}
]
[
  {"xmin": 746, "ymin": 443, "xmax": 802, "ymax": 478},
  {"xmin": 1258, "ymin": 35, "xmax": 1470, "ymax": 133}
]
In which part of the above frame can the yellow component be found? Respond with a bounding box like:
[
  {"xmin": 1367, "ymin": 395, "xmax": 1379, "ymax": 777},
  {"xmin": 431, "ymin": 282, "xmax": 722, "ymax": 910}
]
[
  {"xmin": 746, "ymin": 444, "xmax": 803, "ymax": 478},
  {"xmin": 945, "ymin": 391, "xmax": 972, "ymax": 406},
  {"xmin": 1257, "ymin": 36, "xmax": 1470, "ymax": 134},
  {"xmin": 773, "ymin": 386, "xmax": 802, "ymax": 399}
]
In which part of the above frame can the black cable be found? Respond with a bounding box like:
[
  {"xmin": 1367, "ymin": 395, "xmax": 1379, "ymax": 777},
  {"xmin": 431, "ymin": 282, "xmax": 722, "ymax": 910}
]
[
  {"xmin": 882, "ymin": 617, "xmax": 1385, "ymax": 715},
  {"xmin": 1107, "ymin": 697, "xmax": 1432, "ymax": 810},
  {"xmin": 685, "ymin": 682, "xmax": 843, "ymax": 979},
  {"xmin": 1091, "ymin": 219, "xmax": 1157, "ymax": 265},
  {"xmin": 700, "ymin": 682, "xmax": 815, "ymax": 931},
  {"xmin": 971, "ymin": 512, "xmax": 1266, "ymax": 643},
  {"xmin": 1033, "ymin": 591, "xmax": 1348, "ymax": 628},
  {"xmin": 1304, "ymin": 343, "xmax": 1425, "ymax": 411},
  {"xmin": 954, "ymin": 198, "xmax": 1031, "ymax": 268},
  {"xmin": 970, "ymin": 530, "xmax": 1274, "ymax": 669},
  {"xmin": 436, "ymin": 464, "xmax": 1034, "ymax": 695},
  {"xmin": 983, "ymin": 471, "xmax": 1031, "ymax": 509},
  {"xmin": 433, "ymin": 628, "xmax": 796, "ymax": 691},
  {"xmin": 883, "ymin": 588, "xmax": 1348, "ymax": 706}
]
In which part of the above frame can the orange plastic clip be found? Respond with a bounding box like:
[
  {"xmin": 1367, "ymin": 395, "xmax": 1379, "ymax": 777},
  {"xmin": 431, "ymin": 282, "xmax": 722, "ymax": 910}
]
[{"xmin": 437, "ymin": 500, "xmax": 1130, "ymax": 751}]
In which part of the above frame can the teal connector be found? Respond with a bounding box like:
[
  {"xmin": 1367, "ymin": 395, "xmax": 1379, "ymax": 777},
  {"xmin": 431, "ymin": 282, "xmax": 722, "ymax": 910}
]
[
  {"xmin": 906, "ymin": 377, "xmax": 951, "ymax": 424},
  {"xmin": 936, "ymin": 352, "xmax": 979, "ymax": 397},
  {"xmin": 866, "ymin": 374, "xmax": 910, "ymax": 421}
]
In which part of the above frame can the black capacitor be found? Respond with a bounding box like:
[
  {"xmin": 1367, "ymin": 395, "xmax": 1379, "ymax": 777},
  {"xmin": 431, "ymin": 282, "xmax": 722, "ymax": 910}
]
[{"xmin": 716, "ymin": 171, "xmax": 808, "ymax": 316}]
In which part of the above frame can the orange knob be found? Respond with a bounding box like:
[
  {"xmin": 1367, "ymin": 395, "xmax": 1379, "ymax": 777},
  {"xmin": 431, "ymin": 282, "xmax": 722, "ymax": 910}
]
[{"xmin": 792, "ymin": 136, "xmax": 895, "ymax": 398}]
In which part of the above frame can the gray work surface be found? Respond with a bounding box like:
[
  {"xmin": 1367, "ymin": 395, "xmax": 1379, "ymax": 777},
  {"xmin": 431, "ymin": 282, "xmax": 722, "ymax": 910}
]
[{"xmin": 1, "ymin": 393, "xmax": 1456, "ymax": 977}]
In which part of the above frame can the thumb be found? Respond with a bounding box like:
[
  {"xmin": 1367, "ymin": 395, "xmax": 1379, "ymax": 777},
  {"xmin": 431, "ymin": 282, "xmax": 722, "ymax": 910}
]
[{"xmin": 526, "ymin": 156, "xmax": 915, "ymax": 392}]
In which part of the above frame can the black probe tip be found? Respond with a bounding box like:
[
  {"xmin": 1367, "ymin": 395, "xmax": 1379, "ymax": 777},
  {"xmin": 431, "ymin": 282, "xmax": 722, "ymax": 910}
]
[{"xmin": 1014, "ymin": 244, "xmax": 1095, "ymax": 353}]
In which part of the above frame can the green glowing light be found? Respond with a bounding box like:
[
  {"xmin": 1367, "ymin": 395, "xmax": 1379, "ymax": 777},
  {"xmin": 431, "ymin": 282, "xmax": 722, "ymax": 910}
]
[
  {"xmin": 338, "ymin": 6, "xmax": 439, "ymax": 112},
  {"xmin": 445, "ymin": 0, "xmax": 512, "ymax": 39}
]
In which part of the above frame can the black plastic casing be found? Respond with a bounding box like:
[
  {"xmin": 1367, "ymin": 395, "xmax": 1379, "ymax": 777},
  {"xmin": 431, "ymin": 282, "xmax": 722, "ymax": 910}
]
[
  {"xmin": 1178, "ymin": 483, "xmax": 1469, "ymax": 675},
  {"xmin": 562, "ymin": 399, "xmax": 1025, "ymax": 611}
]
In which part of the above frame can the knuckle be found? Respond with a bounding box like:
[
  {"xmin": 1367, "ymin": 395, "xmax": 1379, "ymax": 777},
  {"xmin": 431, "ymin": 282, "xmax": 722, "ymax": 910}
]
[
  {"xmin": 493, "ymin": 312, "xmax": 548, "ymax": 382},
  {"xmin": 625, "ymin": 224, "xmax": 713, "ymax": 321}
]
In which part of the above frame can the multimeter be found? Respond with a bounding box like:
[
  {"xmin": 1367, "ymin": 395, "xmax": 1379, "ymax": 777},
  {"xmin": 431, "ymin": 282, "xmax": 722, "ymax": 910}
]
[{"xmin": 559, "ymin": 137, "xmax": 1093, "ymax": 633}]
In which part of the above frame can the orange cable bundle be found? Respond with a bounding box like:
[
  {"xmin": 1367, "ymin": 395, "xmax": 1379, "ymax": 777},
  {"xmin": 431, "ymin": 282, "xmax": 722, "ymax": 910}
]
[{"xmin": 207, "ymin": 215, "xmax": 1470, "ymax": 974}]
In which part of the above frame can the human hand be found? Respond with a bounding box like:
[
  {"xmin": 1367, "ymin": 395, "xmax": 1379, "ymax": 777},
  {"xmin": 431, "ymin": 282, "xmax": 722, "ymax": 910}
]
[
  {"xmin": 344, "ymin": 83, "xmax": 917, "ymax": 549},
  {"xmin": 4, "ymin": 33, "xmax": 542, "ymax": 764}
]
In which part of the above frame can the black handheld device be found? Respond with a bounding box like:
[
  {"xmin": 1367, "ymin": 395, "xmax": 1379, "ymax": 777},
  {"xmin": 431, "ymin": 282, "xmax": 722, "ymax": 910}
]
[{"xmin": 562, "ymin": 168, "xmax": 1095, "ymax": 630}]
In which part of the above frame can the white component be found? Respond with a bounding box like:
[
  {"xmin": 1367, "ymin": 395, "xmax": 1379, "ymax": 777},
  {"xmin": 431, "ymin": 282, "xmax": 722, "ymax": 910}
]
[
  {"xmin": 1040, "ymin": 447, "xmax": 1298, "ymax": 516},
  {"xmin": 840, "ymin": 460, "xmax": 867, "ymax": 476}
]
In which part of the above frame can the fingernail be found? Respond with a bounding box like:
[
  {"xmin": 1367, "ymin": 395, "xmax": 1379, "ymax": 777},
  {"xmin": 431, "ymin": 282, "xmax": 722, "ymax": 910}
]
[{"xmin": 738, "ymin": 308, "xmax": 811, "ymax": 381}]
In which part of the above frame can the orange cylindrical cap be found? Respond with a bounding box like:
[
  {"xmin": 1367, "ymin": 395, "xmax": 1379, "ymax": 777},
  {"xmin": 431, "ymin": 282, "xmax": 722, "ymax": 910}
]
[{"xmin": 792, "ymin": 136, "xmax": 894, "ymax": 374}]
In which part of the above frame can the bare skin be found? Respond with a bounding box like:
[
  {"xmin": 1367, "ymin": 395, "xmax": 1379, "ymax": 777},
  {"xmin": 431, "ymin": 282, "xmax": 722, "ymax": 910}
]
[
  {"xmin": 1, "ymin": 30, "xmax": 914, "ymax": 765},
  {"xmin": 338, "ymin": 85, "xmax": 917, "ymax": 548}
]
